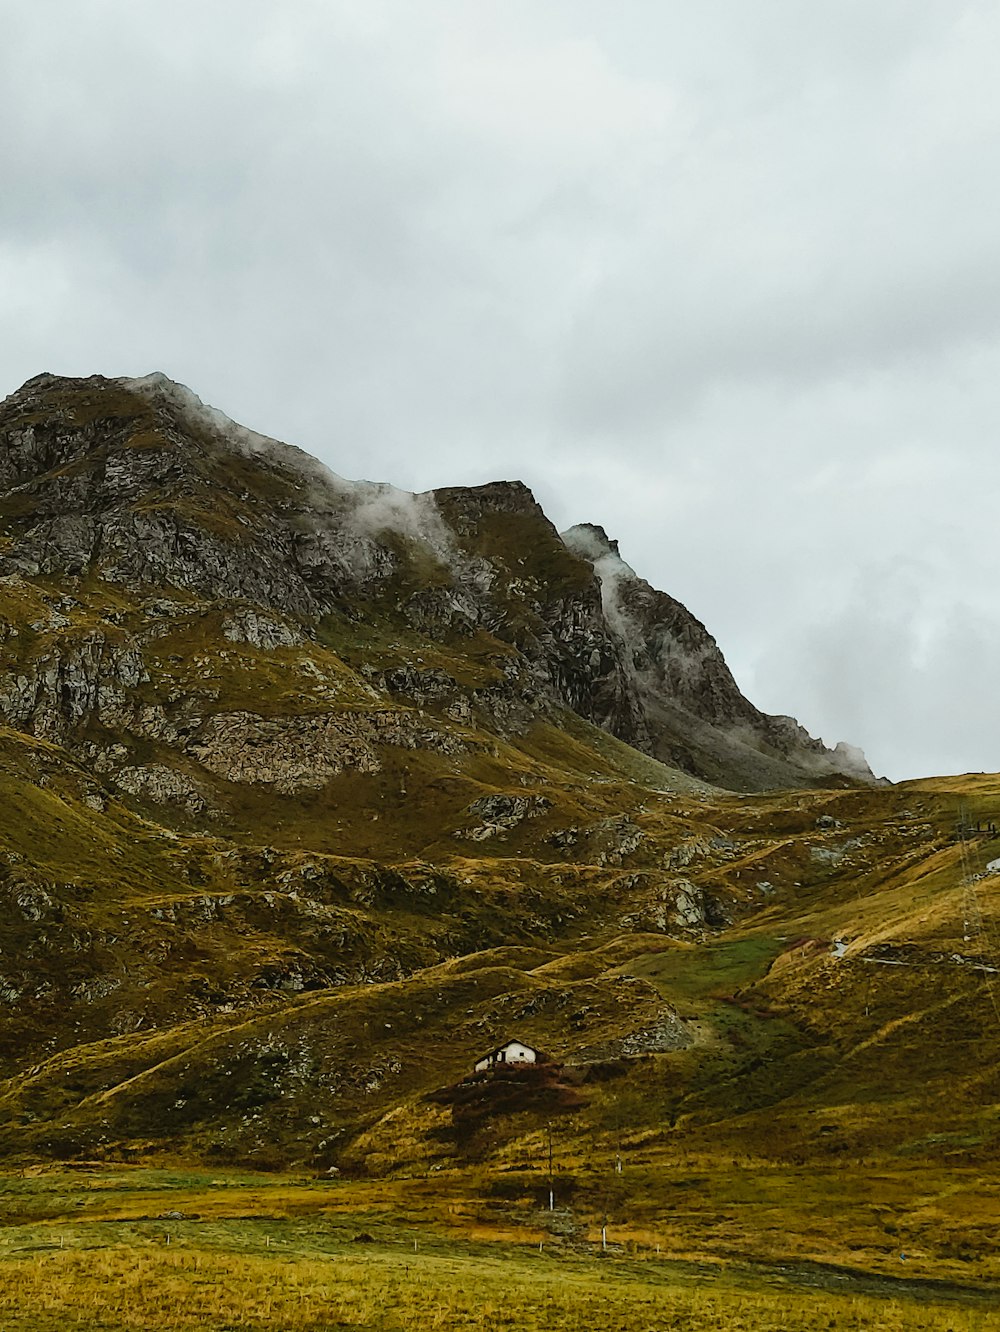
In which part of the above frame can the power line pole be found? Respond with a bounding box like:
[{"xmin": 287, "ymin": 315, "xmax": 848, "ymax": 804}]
[{"xmin": 546, "ymin": 1121, "xmax": 554, "ymax": 1210}]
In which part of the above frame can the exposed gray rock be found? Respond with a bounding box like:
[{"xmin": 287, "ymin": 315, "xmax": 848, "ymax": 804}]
[
  {"xmin": 222, "ymin": 609, "xmax": 304, "ymax": 649},
  {"xmin": 671, "ymin": 879, "xmax": 708, "ymax": 929},
  {"xmin": 190, "ymin": 708, "xmax": 471, "ymax": 793},
  {"xmin": 114, "ymin": 764, "xmax": 210, "ymax": 815},
  {"xmin": 809, "ymin": 844, "xmax": 850, "ymax": 870},
  {"xmin": 575, "ymin": 1008, "xmax": 692, "ymax": 1060},
  {"xmin": 0, "ymin": 632, "xmax": 148, "ymax": 741},
  {"xmin": 4, "ymin": 879, "xmax": 56, "ymax": 923},
  {"xmin": 457, "ymin": 793, "xmax": 552, "ymax": 841},
  {"xmin": 591, "ymin": 816, "xmax": 644, "ymax": 866},
  {"xmin": 620, "ymin": 1013, "xmax": 692, "ymax": 1055},
  {"xmin": 617, "ymin": 874, "xmax": 709, "ymax": 933},
  {"xmin": 666, "ymin": 837, "xmax": 712, "ymax": 870}
]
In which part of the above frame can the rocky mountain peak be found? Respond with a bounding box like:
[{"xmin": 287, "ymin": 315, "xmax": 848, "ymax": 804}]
[
  {"xmin": 0, "ymin": 371, "xmax": 874, "ymax": 792},
  {"xmin": 561, "ymin": 522, "xmax": 621, "ymax": 561}
]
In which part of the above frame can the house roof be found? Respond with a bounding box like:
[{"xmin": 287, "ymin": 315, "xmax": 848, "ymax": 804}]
[{"xmin": 477, "ymin": 1037, "xmax": 538, "ymax": 1059}]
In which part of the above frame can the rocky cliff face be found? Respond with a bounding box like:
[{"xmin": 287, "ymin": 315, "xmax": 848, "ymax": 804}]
[
  {"xmin": 0, "ymin": 372, "xmax": 872, "ymax": 795},
  {"xmin": 561, "ymin": 524, "xmax": 873, "ymax": 790}
]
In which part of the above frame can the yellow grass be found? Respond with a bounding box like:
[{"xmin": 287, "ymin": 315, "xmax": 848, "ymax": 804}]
[{"xmin": 0, "ymin": 1243, "xmax": 995, "ymax": 1332}]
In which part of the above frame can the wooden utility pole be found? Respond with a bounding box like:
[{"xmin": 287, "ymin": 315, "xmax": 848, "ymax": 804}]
[{"xmin": 546, "ymin": 1121, "xmax": 554, "ymax": 1210}]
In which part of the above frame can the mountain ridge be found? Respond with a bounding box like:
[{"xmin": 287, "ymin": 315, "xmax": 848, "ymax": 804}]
[{"xmin": 0, "ymin": 370, "xmax": 872, "ymax": 794}]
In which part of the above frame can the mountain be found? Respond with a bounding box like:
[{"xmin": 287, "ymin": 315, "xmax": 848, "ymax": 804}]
[
  {"xmin": 2, "ymin": 373, "xmax": 999, "ymax": 1283},
  {"xmin": 0, "ymin": 371, "xmax": 870, "ymax": 797}
]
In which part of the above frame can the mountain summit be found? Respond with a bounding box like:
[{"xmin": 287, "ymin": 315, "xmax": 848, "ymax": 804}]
[{"xmin": 0, "ymin": 371, "xmax": 871, "ymax": 795}]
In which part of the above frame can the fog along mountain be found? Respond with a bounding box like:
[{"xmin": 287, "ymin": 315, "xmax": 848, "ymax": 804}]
[
  {"xmin": 0, "ymin": 372, "xmax": 870, "ymax": 798},
  {"xmin": 1, "ymin": 372, "xmax": 999, "ymax": 1284}
]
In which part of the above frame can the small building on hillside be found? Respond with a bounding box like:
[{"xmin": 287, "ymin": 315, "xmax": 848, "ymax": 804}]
[{"xmin": 474, "ymin": 1039, "xmax": 538, "ymax": 1074}]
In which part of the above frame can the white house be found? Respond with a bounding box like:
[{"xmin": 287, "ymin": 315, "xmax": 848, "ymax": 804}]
[{"xmin": 473, "ymin": 1039, "xmax": 538, "ymax": 1074}]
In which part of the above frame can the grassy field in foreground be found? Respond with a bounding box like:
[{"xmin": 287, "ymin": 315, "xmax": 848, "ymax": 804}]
[
  {"xmin": 1, "ymin": 1241, "xmax": 998, "ymax": 1332},
  {"xmin": 1, "ymin": 1170, "xmax": 999, "ymax": 1331}
]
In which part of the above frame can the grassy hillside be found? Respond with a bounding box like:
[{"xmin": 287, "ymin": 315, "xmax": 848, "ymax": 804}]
[
  {"xmin": 4, "ymin": 708, "xmax": 1000, "ymax": 1285},
  {"xmin": 2, "ymin": 373, "xmax": 1000, "ymax": 1319}
]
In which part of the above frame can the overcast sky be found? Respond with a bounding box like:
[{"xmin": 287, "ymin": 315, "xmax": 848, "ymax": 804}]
[{"xmin": 3, "ymin": 1, "xmax": 1000, "ymax": 781}]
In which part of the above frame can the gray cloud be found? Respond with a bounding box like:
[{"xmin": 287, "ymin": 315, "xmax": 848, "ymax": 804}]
[
  {"xmin": 3, "ymin": 0, "xmax": 1000, "ymax": 779},
  {"xmin": 749, "ymin": 558, "xmax": 1000, "ymax": 780}
]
